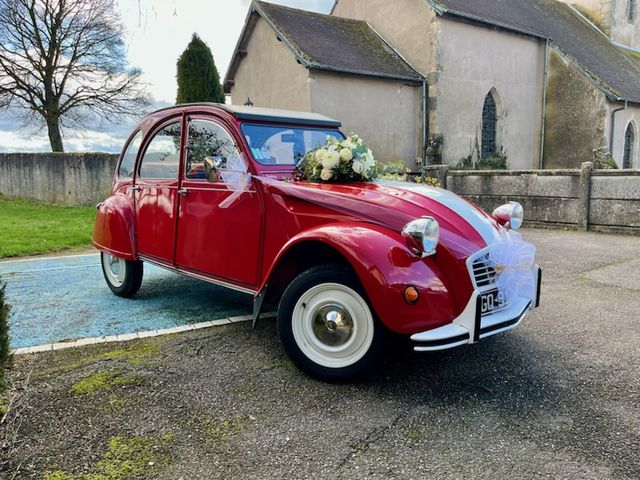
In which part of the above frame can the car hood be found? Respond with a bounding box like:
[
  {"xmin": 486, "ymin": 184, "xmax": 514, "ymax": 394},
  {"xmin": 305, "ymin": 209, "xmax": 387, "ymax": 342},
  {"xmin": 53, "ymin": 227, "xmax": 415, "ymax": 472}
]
[{"xmin": 260, "ymin": 178, "xmax": 501, "ymax": 256}]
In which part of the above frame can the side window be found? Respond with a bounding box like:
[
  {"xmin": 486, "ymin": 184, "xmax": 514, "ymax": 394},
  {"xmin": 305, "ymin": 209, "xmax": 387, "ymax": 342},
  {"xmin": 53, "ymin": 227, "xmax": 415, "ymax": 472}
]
[
  {"xmin": 186, "ymin": 120, "xmax": 242, "ymax": 180},
  {"xmin": 118, "ymin": 131, "xmax": 142, "ymax": 178},
  {"xmin": 139, "ymin": 122, "xmax": 182, "ymax": 179}
]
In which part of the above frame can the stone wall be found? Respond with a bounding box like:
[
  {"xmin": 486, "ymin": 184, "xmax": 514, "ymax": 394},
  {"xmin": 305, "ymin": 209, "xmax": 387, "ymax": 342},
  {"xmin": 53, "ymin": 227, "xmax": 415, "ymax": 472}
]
[
  {"xmin": 0, "ymin": 153, "xmax": 118, "ymax": 206},
  {"xmin": 544, "ymin": 49, "xmax": 609, "ymax": 169},
  {"xmin": 425, "ymin": 163, "xmax": 640, "ymax": 235}
]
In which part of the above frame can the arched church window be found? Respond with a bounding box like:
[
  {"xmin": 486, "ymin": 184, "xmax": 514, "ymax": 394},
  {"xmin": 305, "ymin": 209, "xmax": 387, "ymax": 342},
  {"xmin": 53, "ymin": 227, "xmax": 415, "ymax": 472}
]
[
  {"xmin": 623, "ymin": 123, "xmax": 635, "ymax": 169},
  {"xmin": 628, "ymin": 0, "xmax": 637, "ymax": 23},
  {"xmin": 481, "ymin": 92, "xmax": 497, "ymax": 157}
]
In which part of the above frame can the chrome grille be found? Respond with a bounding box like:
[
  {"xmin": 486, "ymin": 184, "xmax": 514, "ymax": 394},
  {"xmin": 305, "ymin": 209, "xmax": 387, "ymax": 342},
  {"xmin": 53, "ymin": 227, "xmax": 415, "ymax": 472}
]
[{"xmin": 470, "ymin": 252, "xmax": 497, "ymax": 289}]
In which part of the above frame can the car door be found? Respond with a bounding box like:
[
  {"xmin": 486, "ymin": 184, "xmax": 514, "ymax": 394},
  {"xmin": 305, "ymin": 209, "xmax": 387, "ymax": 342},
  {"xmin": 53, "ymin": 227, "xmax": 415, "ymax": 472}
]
[
  {"xmin": 134, "ymin": 118, "xmax": 183, "ymax": 264},
  {"xmin": 174, "ymin": 116, "xmax": 262, "ymax": 288}
]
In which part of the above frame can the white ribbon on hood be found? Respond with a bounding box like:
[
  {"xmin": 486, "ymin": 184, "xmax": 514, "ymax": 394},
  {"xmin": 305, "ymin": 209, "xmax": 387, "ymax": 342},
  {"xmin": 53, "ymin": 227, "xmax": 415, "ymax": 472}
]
[{"xmin": 488, "ymin": 229, "xmax": 537, "ymax": 303}]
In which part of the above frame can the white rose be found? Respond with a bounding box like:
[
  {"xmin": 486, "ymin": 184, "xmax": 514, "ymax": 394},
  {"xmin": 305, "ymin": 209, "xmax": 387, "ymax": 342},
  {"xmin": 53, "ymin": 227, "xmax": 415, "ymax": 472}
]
[
  {"xmin": 315, "ymin": 148, "xmax": 327, "ymax": 162},
  {"xmin": 352, "ymin": 160, "xmax": 364, "ymax": 174},
  {"xmin": 322, "ymin": 150, "xmax": 340, "ymax": 169},
  {"xmin": 320, "ymin": 168, "xmax": 333, "ymax": 181},
  {"xmin": 363, "ymin": 149, "xmax": 375, "ymax": 166},
  {"xmin": 339, "ymin": 148, "xmax": 353, "ymax": 162}
]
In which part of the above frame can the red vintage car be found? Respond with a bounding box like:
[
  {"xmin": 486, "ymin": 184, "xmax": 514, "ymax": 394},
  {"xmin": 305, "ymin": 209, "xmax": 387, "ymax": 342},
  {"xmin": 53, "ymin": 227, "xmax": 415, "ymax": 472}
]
[{"xmin": 93, "ymin": 103, "xmax": 541, "ymax": 380}]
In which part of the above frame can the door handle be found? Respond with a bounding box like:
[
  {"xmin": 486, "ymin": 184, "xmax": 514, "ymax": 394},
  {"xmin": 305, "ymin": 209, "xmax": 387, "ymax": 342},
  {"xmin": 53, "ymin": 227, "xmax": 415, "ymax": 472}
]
[{"xmin": 178, "ymin": 188, "xmax": 189, "ymax": 196}]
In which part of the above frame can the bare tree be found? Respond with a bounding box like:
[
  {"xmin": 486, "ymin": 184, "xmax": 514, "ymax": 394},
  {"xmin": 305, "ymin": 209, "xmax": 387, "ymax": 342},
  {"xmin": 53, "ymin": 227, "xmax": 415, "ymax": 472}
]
[{"xmin": 0, "ymin": 0, "xmax": 151, "ymax": 152}]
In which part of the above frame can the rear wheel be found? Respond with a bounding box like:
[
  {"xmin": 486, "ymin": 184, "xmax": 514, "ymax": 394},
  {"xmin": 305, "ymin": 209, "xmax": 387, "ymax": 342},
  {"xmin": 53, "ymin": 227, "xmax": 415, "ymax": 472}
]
[
  {"xmin": 100, "ymin": 252, "xmax": 143, "ymax": 298},
  {"xmin": 278, "ymin": 265, "xmax": 383, "ymax": 381}
]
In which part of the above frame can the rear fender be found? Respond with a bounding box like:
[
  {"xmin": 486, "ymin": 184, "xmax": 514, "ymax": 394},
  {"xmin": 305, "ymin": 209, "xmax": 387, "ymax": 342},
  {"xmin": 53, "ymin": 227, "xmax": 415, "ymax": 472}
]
[
  {"xmin": 92, "ymin": 193, "xmax": 136, "ymax": 260},
  {"xmin": 261, "ymin": 222, "xmax": 458, "ymax": 335}
]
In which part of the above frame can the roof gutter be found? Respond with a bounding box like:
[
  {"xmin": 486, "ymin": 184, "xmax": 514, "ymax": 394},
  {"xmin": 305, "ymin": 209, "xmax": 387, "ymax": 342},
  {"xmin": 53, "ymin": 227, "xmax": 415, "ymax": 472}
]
[
  {"xmin": 609, "ymin": 100, "xmax": 628, "ymax": 158},
  {"xmin": 306, "ymin": 62, "xmax": 423, "ymax": 83},
  {"xmin": 539, "ymin": 39, "xmax": 550, "ymax": 169},
  {"xmin": 423, "ymin": 79, "xmax": 428, "ymax": 167}
]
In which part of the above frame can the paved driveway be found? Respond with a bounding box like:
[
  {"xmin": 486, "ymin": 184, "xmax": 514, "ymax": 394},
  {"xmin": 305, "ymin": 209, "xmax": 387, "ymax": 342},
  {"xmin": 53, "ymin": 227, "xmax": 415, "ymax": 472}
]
[
  {"xmin": 0, "ymin": 253, "xmax": 253, "ymax": 349},
  {"xmin": 4, "ymin": 229, "xmax": 640, "ymax": 479}
]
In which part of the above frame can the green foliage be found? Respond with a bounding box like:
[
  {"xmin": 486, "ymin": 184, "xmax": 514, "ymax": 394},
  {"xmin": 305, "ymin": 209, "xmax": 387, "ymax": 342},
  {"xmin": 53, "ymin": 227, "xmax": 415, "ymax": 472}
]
[
  {"xmin": 0, "ymin": 279, "xmax": 11, "ymax": 391},
  {"xmin": 201, "ymin": 415, "xmax": 245, "ymax": 443},
  {"xmin": 455, "ymin": 152, "xmax": 509, "ymax": 170},
  {"xmin": 415, "ymin": 176, "xmax": 442, "ymax": 188},
  {"xmin": 176, "ymin": 33, "xmax": 224, "ymax": 104},
  {"xmin": 71, "ymin": 370, "xmax": 143, "ymax": 396},
  {"xmin": 0, "ymin": 196, "xmax": 95, "ymax": 258},
  {"xmin": 592, "ymin": 147, "xmax": 618, "ymax": 169},
  {"xmin": 426, "ymin": 134, "xmax": 444, "ymax": 164},
  {"xmin": 44, "ymin": 434, "xmax": 174, "ymax": 480},
  {"xmin": 379, "ymin": 160, "xmax": 409, "ymax": 178}
]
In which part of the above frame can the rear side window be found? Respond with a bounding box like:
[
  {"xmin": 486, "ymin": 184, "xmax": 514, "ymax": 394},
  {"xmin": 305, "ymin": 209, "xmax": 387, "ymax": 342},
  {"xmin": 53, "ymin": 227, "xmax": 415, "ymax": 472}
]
[
  {"xmin": 118, "ymin": 131, "xmax": 142, "ymax": 178},
  {"xmin": 139, "ymin": 122, "xmax": 182, "ymax": 179}
]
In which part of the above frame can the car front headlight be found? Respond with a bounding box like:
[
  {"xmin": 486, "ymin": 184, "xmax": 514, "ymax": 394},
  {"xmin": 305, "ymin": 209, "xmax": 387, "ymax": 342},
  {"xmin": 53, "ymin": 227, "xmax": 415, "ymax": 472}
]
[
  {"xmin": 492, "ymin": 201, "xmax": 524, "ymax": 230},
  {"xmin": 402, "ymin": 217, "xmax": 440, "ymax": 256}
]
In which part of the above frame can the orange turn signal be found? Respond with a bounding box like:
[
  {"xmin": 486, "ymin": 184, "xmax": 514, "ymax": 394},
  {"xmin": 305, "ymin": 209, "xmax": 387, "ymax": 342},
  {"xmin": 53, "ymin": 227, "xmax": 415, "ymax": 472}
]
[{"xmin": 403, "ymin": 286, "xmax": 420, "ymax": 305}]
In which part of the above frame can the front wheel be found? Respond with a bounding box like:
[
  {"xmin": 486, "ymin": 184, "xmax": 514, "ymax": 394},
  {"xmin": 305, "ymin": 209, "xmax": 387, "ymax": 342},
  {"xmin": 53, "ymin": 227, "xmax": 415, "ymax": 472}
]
[
  {"xmin": 100, "ymin": 252, "xmax": 143, "ymax": 298},
  {"xmin": 277, "ymin": 265, "xmax": 384, "ymax": 381}
]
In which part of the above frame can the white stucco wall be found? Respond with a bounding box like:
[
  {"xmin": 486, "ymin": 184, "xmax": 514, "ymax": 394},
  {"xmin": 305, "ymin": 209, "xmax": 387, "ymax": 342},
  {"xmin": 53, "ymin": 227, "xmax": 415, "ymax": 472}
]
[
  {"xmin": 606, "ymin": 103, "xmax": 640, "ymax": 168},
  {"xmin": 332, "ymin": 0, "xmax": 435, "ymax": 74},
  {"xmin": 435, "ymin": 18, "xmax": 546, "ymax": 169},
  {"xmin": 610, "ymin": 0, "xmax": 640, "ymax": 48},
  {"xmin": 309, "ymin": 71, "xmax": 422, "ymax": 165},
  {"xmin": 229, "ymin": 17, "xmax": 311, "ymax": 111}
]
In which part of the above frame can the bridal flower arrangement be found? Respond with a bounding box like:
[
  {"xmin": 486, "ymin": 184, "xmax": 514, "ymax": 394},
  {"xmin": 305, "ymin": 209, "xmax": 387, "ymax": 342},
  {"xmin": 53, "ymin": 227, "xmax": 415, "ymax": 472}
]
[{"xmin": 297, "ymin": 134, "xmax": 377, "ymax": 183}]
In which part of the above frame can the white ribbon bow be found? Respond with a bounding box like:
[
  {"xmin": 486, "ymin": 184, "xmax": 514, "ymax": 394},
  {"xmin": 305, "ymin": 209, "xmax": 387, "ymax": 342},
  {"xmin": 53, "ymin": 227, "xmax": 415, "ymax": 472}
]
[{"xmin": 488, "ymin": 229, "xmax": 537, "ymax": 303}]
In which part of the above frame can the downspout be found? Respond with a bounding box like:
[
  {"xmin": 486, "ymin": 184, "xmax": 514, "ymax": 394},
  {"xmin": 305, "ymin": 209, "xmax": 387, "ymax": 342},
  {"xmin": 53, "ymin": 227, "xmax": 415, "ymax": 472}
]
[
  {"xmin": 539, "ymin": 39, "xmax": 550, "ymax": 169},
  {"xmin": 422, "ymin": 79, "xmax": 429, "ymax": 167},
  {"xmin": 609, "ymin": 100, "xmax": 628, "ymax": 160}
]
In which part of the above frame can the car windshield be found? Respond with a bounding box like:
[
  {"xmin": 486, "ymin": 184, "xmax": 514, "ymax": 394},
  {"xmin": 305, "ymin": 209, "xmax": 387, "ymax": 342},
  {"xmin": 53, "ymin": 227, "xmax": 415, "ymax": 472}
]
[{"xmin": 241, "ymin": 124, "xmax": 344, "ymax": 166}]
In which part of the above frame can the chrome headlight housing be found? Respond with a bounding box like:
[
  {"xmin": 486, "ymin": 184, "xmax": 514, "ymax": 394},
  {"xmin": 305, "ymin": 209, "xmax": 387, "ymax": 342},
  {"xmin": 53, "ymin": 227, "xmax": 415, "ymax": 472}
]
[
  {"xmin": 402, "ymin": 217, "xmax": 440, "ymax": 256},
  {"xmin": 492, "ymin": 201, "xmax": 524, "ymax": 230}
]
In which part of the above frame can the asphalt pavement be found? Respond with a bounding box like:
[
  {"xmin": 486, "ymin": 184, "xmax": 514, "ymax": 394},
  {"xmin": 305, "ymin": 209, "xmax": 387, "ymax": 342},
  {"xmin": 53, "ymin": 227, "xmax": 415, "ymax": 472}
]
[{"xmin": 4, "ymin": 228, "xmax": 640, "ymax": 479}]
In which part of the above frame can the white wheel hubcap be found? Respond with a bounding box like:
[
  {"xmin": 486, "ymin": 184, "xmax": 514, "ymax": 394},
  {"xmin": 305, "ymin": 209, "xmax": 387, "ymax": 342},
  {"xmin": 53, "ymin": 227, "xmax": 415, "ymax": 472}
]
[
  {"xmin": 102, "ymin": 253, "xmax": 126, "ymax": 287},
  {"xmin": 292, "ymin": 283, "xmax": 374, "ymax": 369}
]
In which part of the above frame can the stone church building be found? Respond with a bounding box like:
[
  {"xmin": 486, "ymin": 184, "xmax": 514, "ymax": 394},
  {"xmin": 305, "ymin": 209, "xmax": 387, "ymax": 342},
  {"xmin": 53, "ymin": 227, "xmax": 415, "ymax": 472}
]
[{"xmin": 224, "ymin": 0, "xmax": 640, "ymax": 170}]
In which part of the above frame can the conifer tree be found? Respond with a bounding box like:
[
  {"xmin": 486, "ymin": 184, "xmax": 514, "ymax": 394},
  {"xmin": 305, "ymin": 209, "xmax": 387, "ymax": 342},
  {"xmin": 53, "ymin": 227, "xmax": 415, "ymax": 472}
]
[{"xmin": 176, "ymin": 33, "xmax": 225, "ymax": 104}]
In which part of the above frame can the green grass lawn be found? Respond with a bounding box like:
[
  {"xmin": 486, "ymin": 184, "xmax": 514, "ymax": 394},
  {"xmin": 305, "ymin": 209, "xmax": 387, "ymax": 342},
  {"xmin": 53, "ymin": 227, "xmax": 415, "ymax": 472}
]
[{"xmin": 0, "ymin": 197, "xmax": 96, "ymax": 258}]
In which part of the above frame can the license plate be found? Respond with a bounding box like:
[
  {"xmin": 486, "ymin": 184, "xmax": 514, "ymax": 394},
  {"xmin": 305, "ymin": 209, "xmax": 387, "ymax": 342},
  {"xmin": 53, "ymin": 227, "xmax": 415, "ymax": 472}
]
[{"xmin": 480, "ymin": 289, "xmax": 508, "ymax": 315}]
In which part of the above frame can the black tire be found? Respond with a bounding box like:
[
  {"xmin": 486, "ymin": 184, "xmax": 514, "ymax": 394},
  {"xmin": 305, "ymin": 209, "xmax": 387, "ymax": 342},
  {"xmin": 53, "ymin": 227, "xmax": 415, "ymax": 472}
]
[
  {"xmin": 100, "ymin": 252, "xmax": 143, "ymax": 298},
  {"xmin": 277, "ymin": 264, "xmax": 384, "ymax": 381}
]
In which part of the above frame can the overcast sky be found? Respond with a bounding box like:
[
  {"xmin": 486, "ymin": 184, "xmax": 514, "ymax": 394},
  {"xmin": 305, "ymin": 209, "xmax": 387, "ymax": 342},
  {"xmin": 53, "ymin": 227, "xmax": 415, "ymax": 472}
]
[{"xmin": 0, "ymin": 0, "xmax": 334, "ymax": 153}]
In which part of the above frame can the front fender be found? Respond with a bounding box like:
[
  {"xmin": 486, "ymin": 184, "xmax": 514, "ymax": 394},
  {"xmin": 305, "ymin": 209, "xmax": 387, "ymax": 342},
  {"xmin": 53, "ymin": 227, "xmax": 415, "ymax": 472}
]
[
  {"xmin": 92, "ymin": 193, "xmax": 136, "ymax": 260},
  {"xmin": 263, "ymin": 222, "xmax": 459, "ymax": 335}
]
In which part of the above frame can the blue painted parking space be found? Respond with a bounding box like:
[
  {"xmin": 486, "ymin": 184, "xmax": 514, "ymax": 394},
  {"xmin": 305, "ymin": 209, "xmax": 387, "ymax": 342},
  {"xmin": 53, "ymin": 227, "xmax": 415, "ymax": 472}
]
[{"xmin": 0, "ymin": 253, "xmax": 253, "ymax": 349}]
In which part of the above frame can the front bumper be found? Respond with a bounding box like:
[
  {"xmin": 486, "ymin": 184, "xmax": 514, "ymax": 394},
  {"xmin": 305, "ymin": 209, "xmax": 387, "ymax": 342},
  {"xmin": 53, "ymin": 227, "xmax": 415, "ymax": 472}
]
[{"xmin": 410, "ymin": 265, "xmax": 541, "ymax": 352}]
